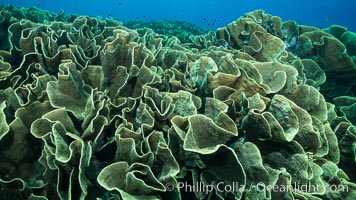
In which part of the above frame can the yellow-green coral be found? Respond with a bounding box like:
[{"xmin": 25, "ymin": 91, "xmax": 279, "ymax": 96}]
[{"xmin": 0, "ymin": 5, "xmax": 356, "ymax": 200}]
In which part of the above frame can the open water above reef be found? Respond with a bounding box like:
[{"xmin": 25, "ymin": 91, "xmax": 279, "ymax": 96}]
[{"xmin": 2, "ymin": 0, "xmax": 356, "ymax": 32}]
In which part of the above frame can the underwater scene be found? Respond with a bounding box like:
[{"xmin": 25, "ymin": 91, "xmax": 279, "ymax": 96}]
[{"xmin": 0, "ymin": 0, "xmax": 355, "ymax": 199}]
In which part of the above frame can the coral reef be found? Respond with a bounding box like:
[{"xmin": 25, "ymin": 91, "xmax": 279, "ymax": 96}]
[
  {"xmin": 0, "ymin": 5, "xmax": 355, "ymax": 200},
  {"xmin": 125, "ymin": 20, "xmax": 208, "ymax": 44}
]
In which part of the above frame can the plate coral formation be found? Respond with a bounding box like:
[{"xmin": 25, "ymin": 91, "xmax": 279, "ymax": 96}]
[{"xmin": 0, "ymin": 5, "xmax": 355, "ymax": 200}]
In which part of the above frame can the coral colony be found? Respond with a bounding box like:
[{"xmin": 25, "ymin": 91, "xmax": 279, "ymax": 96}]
[{"xmin": 0, "ymin": 5, "xmax": 355, "ymax": 200}]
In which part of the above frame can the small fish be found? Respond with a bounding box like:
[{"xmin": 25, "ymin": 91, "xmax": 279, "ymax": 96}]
[
  {"xmin": 104, "ymin": 77, "xmax": 111, "ymax": 87},
  {"xmin": 223, "ymin": 41, "xmax": 229, "ymax": 48}
]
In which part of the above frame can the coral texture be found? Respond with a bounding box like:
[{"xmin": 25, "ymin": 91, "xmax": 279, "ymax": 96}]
[{"xmin": 0, "ymin": 5, "xmax": 355, "ymax": 200}]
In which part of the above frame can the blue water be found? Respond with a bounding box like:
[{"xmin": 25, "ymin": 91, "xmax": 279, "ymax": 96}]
[{"xmin": 1, "ymin": 0, "xmax": 356, "ymax": 32}]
